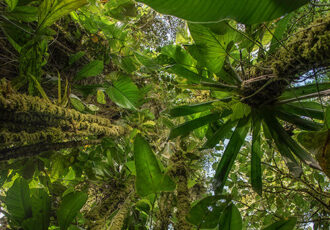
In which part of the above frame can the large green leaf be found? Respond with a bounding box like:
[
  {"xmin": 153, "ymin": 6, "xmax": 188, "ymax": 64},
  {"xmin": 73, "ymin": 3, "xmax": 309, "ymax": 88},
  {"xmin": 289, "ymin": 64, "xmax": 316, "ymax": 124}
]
[
  {"xmin": 167, "ymin": 64, "xmax": 212, "ymax": 84},
  {"xmin": 104, "ymin": 0, "xmax": 137, "ymax": 20},
  {"xmin": 269, "ymin": 13, "xmax": 293, "ymax": 53},
  {"xmin": 161, "ymin": 44, "xmax": 196, "ymax": 67},
  {"xmin": 57, "ymin": 191, "xmax": 88, "ymax": 230},
  {"xmin": 169, "ymin": 113, "xmax": 221, "ymax": 139},
  {"xmin": 186, "ymin": 195, "xmax": 230, "ymax": 229},
  {"xmin": 214, "ymin": 116, "xmax": 250, "ymax": 193},
  {"xmin": 5, "ymin": 0, "xmax": 19, "ymax": 11},
  {"xmin": 22, "ymin": 189, "xmax": 51, "ymax": 230},
  {"xmin": 4, "ymin": 178, "xmax": 32, "ymax": 225},
  {"xmin": 188, "ymin": 23, "xmax": 237, "ymax": 73},
  {"xmin": 251, "ymin": 112, "xmax": 262, "ymax": 196},
  {"xmin": 106, "ymin": 76, "xmax": 141, "ymax": 110},
  {"xmin": 169, "ymin": 101, "xmax": 214, "ymax": 117},
  {"xmin": 6, "ymin": 6, "xmax": 38, "ymax": 22},
  {"xmin": 38, "ymin": 0, "xmax": 88, "ymax": 31},
  {"xmin": 138, "ymin": 0, "xmax": 307, "ymax": 24},
  {"xmin": 75, "ymin": 60, "xmax": 104, "ymax": 81},
  {"xmin": 218, "ymin": 203, "xmax": 242, "ymax": 230},
  {"xmin": 134, "ymin": 134, "xmax": 176, "ymax": 197},
  {"xmin": 263, "ymin": 217, "xmax": 297, "ymax": 230}
]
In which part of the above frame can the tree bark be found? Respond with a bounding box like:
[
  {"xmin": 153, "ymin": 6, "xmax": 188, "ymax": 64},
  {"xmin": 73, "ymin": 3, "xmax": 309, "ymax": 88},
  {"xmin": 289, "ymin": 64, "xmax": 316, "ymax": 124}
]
[{"xmin": 240, "ymin": 14, "xmax": 330, "ymax": 106}]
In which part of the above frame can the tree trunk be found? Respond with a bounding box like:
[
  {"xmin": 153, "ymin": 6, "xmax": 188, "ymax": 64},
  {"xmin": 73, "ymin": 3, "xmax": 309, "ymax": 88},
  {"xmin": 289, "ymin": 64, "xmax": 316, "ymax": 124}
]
[{"xmin": 240, "ymin": 14, "xmax": 330, "ymax": 106}]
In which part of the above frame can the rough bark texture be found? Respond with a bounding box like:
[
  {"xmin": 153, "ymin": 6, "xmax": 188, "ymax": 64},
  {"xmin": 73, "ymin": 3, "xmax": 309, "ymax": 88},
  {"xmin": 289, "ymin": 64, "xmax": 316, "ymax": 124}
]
[
  {"xmin": 0, "ymin": 79, "xmax": 124, "ymax": 159},
  {"xmin": 170, "ymin": 143, "xmax": 192, "ymax": 230},
  {"xmin": 241, "ymin": 14, "xmax": 330, "ymax": 106},
  {"xmin": 83, "ymin": 181, "xmax": 133, "ymax": 230},
  {"xmin": 155, "ymin": 192, "xmax": 174, "ymax": 230},
  {"xmin": 108, "ymin": 192, "xmax": 133, "ymax": 230}
]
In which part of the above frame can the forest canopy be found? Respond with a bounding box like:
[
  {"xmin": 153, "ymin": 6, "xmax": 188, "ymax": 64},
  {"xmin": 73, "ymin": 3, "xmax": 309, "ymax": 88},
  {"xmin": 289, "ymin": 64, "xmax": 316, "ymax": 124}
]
[{"xmin": 0, "ymin": 0, "xmax": 329, "ymax": 229}]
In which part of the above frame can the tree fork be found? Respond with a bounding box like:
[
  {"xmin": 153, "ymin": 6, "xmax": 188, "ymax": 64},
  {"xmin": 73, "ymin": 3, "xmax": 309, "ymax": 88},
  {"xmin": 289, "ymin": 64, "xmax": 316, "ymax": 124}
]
[{"xmin": 241, "ymin": 14, "xmax": 330, "ymax": 106}]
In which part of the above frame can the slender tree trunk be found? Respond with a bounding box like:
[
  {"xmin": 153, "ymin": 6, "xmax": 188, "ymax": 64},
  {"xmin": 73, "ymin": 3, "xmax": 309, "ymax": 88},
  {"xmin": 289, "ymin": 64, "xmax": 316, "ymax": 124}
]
[
  {"xmin": 155, "ymin": 192, "xmax": 174, "ymax": 230},
  {"xmin": 170, "ymin": 139, "xmax": 192, "ymax": 230}
]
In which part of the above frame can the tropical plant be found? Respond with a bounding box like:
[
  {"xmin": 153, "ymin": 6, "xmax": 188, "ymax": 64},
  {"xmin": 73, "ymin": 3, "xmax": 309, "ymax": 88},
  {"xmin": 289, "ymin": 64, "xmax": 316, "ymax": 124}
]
[{"xmin": 0, "ymin": 0, "xmax": 329, "ymax": 230}]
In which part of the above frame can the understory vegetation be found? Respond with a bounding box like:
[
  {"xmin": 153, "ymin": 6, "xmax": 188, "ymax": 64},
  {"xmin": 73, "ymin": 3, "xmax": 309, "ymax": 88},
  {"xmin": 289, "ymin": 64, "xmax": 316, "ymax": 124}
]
[{"xmin": 0, "ymin": 0, "xmax": 329, "ymax": 229}]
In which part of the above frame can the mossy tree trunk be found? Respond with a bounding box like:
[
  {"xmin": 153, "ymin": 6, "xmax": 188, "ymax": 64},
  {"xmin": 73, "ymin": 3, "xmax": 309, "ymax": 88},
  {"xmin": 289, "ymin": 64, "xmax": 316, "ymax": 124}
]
[
  {"xmin": 170, "ymin": 139, "xmax": 192, "ymax": 230},
  {"xmin": 0, "ymin": 79, "xmax": 124, "ymax": 160},
  {"xmin": 240, "ymin": 14, "xmax": 330, "ymax": 107}
]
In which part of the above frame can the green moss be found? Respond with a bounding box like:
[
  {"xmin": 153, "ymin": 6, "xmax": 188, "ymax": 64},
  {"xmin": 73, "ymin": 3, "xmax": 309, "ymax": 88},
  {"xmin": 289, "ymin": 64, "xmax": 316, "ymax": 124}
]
[
  {"xmin": 169, "ymin": 148, "xmax": 192, "ymax": 230},
  {"xmin": 0, "ymin": 80, "xmax": 124, "ymax": 149},
  {"xmin": 241, "ymin": 14, "xmax": 330, "ymax": 107}
]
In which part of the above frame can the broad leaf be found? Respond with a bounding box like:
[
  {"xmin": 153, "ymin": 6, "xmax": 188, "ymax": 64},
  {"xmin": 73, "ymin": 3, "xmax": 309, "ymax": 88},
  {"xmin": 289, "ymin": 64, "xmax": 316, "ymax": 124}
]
[
  {"xmin": 4, "ymin": 177, "xmax": 32, "ymax": 225},
  {"xmin": 106, "ymin": 76, "xmax": 141, "ymax": 110},
  {"xmin": 7, "ymin": 6, "xmax": 38, "ymax": 22},
  {"xmin": 104, "ymin": 0, "xmax": 137, "ymax": 20},
  {"xmin": 263, "ymin": 217, "xmax": 297, "ymax": 230},
  {"xmin": 138, "ymin": 0, "xmax": 307, "ymax": 24},
  {"xmin": 5, "ymin": 0, "xmax": 19, "ymax": 11},
  {"xmin": 38, "ymin": 0, "xmax": 88, "ymax": 31},
  {"xmin": 214, "ymin": 116, "xmax": 250, "ymax": 193},
  {"xmin": 169, "ymin": 113, "xmax": 221, "ymax": 139},
  {"xmin": 69, "ymin": 51, "xmax": 85, "ymax": 66},
  {"xmin": 70, "ymin": 94, "xmax": 85, "ymax": 112},
  {"xmin": 134, "ymin": 134, "xmax": 175, "ymax": 197},
  {"xmin": 22, "ymin": 189, "xmax": 51, "ymax": 230},
  {"xmin": 188, "ymin": 23, "xmax": 237, "ymax": 73},
  {"xmin": 269, "ymin": 13, "xmax": 293, "ymax": 53},
  {"xmin": 167, "ymin": 64, "xmax": 212, "ymax": 84},
  {"xmin": 75, "ymin": 60, "xmax": 104, "ymax": 81},
  {"xmin": 231, "ymin": 102, "xmax": 251, "ymax": 121},
  {"xmin": 218, "ymin": 203, "xmax": 242, "ymax": 230},
  {"xmin": 57, "ymin": 191, "xmax": 88, "ymax": 230},
  {"xmin": 97, "ymin": 90, "xmax": 106, "ymax": 104},
  {"xmin": 186, "ymin": 195, "xmax": 230, "ymax": 229},
  {"xmin": 161, "ymin": 44, "xmax": 196, "ymax": 67}
]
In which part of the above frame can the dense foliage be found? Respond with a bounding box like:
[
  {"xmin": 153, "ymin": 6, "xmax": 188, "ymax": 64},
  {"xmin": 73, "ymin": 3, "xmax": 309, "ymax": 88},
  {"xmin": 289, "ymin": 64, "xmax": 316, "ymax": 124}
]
[{"xmin": 0, "ymin": 0, "xmax": 329, "ymax": 230}]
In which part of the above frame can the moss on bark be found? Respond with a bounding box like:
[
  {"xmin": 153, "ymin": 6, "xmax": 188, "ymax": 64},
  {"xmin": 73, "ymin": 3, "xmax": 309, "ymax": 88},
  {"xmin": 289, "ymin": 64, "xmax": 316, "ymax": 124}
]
[
  {"xmin": 241, "ymin": 14, "xmax": 330, "ymax": 106},
  {"xmin": 169, "ymin": 141, "xmax": 192, "ymax": 230},
  {"xmin": 0, "ymin": 79, "xmax": 124, "ymax": 159}
]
